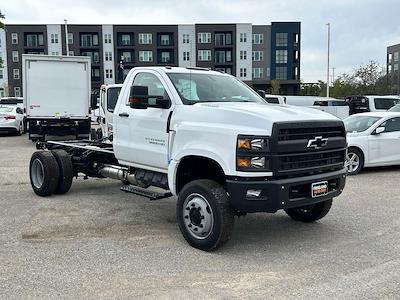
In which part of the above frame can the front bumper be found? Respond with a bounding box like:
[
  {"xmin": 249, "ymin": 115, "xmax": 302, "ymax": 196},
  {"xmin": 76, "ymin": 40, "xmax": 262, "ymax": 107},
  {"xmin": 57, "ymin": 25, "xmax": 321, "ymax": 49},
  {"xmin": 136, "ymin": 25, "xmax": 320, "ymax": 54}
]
[{"xmin": 226, "ymin": 168, "xmax": 347, "ymax": 213}]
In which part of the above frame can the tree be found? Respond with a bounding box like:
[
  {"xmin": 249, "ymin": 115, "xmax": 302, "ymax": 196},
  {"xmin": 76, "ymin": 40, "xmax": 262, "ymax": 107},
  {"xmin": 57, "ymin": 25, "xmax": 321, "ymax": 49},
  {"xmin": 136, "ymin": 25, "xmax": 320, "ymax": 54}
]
[{"xmin": 271, "ymin": 80, "xmax": 280, "ymax": 95}]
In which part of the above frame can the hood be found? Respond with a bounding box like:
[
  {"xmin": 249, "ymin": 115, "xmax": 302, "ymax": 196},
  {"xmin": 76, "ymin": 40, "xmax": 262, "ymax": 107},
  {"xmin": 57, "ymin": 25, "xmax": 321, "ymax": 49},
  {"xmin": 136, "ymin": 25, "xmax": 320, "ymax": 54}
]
[
  {"xmin": 173, "ymin": 102, "xmax": 340, "ymax": 136},
  {"xmin": 194, "ymin": 102, "xmax": 338, "ymax": 123}
]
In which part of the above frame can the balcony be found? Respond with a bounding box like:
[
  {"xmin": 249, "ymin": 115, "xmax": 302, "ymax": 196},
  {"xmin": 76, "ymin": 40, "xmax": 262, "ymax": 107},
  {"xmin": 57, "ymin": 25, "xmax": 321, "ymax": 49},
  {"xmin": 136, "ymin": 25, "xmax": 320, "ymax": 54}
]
[{"xmin": 157, "ymin": 33, "xmax": 174, "ymax": 47}]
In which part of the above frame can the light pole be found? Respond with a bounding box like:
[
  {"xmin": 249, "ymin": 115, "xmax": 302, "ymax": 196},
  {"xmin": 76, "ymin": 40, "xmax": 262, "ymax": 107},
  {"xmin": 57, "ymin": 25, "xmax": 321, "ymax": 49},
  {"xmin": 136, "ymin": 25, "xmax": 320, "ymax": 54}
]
[
  {"xmin": 64, "ymin": 19, "xmax": 69, "ymax": 56},
  {"xmin": 326, "ymin": 23, "xmax": 330, "ymax": 98}
]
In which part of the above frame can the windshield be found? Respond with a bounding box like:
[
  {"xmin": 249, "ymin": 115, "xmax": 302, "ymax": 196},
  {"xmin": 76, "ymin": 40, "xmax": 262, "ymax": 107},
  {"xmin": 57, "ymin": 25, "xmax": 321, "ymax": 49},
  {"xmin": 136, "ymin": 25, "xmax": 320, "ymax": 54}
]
[
  {"xmin": 167, "ymin": 73, "xmax": 265, "ymax": 104},
  {"xmin": 0, "ymin": 107, "xmax": 13, "ymax": 113},
  {"xmin": 343, "ymin": 115, "xmax": 381, "ymax": 133},
  {"xmin": 107, "ymin": 87, "xmax": 121, "ymax": 112},
  {"xmin": 388, "ymin": 104, "xmax": 400, "ymax": 112}
]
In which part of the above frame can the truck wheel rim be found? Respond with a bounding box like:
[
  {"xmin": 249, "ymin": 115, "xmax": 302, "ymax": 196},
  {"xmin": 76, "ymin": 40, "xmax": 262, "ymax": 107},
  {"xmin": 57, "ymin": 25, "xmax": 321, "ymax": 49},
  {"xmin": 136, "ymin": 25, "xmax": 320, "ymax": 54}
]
[
  {"xmin": 182, "ymin": 193, "xmax": 214, "ymax": 240},
  {"xmin": 31, "ymin": 158, "xmax": 45, "ymax": 189},
  {"xmin": 346, "ymin": 152, "xmax": 360, "ymax": 173}
]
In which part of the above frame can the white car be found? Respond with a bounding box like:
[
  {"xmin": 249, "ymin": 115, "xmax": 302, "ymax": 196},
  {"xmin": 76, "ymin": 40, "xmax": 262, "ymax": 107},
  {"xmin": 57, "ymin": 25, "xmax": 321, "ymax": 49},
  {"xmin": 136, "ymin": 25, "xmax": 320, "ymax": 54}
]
[
  {"xmin": 344, "ymin": 112, "xmax": 400, "ymax": 175},
  {"xmin": 0, "ymin": 105, "xmax": 25, "ymax": 135}
]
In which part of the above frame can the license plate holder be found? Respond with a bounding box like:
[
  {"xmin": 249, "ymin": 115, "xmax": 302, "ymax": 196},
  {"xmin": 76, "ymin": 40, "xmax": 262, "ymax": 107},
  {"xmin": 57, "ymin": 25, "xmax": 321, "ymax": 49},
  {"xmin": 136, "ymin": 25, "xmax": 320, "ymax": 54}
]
[{"xmin": 311, "ymin": 181, "xmax": 328, "ymax": 198}]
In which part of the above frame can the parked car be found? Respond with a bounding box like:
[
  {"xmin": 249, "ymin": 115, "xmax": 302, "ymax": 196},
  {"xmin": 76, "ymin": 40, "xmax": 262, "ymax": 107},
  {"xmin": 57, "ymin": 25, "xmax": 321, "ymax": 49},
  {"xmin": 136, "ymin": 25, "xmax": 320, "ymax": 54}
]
[
  {"xmin": 0, "ymin": 105, "xmax": 25, "ymax": 135},
  {"xmin": 344, "ymin": 112, "xmax": 400, "ymax": 175},
  {"xmin": 388, "ymin": 104, "xmax": 400, "ymax": 112},
  {"xmin": 0, "ymin": 97, "xmax": 27, "ymax": 131}
]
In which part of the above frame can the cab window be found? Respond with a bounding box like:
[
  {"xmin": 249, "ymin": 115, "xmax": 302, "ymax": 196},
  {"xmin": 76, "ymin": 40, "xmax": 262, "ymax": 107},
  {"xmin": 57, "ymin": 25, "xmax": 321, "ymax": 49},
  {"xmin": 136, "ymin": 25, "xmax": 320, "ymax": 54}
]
[{"xmin": 132, "ymin": 72, "xmax": 169, "ymax": 105}]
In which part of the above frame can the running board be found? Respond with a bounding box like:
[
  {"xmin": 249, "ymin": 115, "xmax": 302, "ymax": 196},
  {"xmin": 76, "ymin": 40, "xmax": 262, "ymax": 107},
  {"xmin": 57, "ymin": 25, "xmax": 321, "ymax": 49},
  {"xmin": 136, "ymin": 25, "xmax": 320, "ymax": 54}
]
[{"xmin": 120, "ymin": 185, "xmax": 172, "ymax": 200}]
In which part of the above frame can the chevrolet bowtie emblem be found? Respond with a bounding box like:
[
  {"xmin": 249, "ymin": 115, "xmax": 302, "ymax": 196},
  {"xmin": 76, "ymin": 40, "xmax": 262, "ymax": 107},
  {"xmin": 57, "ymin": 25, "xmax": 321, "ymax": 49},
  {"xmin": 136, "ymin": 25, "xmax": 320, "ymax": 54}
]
[{"xmin": 307, "ymin": 136, "xmax": 328, "ymax": 149}]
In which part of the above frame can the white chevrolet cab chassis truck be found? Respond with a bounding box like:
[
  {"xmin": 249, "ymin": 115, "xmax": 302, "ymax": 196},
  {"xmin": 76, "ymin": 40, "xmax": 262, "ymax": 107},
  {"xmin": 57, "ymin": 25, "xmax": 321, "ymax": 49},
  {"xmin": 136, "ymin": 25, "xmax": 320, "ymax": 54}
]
[{"xmin": 29, "ymin": 67, "xmax": 347, "ymax": 251}]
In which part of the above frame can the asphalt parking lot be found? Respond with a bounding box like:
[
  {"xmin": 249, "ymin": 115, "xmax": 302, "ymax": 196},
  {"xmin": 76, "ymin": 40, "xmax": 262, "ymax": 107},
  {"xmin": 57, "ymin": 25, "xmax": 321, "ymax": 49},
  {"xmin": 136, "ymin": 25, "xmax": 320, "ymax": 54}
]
[{"xmin": 0, "ymin": 134, "xmax": 399, "ymax": 299}]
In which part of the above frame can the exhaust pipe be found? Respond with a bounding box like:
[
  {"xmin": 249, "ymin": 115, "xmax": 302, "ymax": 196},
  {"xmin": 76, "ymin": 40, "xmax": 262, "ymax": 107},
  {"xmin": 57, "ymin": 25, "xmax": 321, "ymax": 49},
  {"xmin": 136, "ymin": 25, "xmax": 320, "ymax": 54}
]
[{"xmin": 99, "ymin": 166, "xmax": 145, "ymax": 187}]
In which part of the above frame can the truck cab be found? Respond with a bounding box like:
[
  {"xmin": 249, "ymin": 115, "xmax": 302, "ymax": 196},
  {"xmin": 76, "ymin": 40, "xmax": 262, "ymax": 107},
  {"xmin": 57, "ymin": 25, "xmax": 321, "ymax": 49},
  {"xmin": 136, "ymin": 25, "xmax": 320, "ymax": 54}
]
[
  {"xmin": 30, "ymin": 67, "xmax": 347, "ymax": 251},
  {"xmin": 345, "ymin": 95, "xmax": 400, "ymax": 115}
]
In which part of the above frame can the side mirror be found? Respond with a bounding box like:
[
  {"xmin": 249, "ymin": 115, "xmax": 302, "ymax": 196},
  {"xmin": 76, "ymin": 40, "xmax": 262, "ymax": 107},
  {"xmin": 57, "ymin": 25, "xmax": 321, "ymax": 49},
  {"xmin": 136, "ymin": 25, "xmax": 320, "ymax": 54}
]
[
  {"xmin": 90, "ymin": 94, "xmax": 99, "ymax": 109},
  {"xmin": 256, "ymin": 89, "xmax": 266, "ymax": 98},
  {"xmin": 373, "ymin": 127, "xmax": 385, "ymax": 135},
  {"xmin": 129, "ymin": 85, "xmax": 170, "ymax": 109}
]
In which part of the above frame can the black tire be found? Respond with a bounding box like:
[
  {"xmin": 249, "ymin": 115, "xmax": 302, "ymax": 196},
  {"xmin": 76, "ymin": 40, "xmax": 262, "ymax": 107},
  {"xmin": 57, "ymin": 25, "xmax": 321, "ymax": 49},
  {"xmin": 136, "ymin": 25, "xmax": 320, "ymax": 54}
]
[
  {"xmin": 177, "ymin": 179, "xmax": 235, "ymax": 251},
  {"xmin": 29, "ymin": 151, "xmax": 60, "ymax": 197},
  {"xmin": 346, "ymin": 147, "xmax": 364, "ymax": 175},
  {"xmin": 284, "ymin": 199, "xmax": 333, "ymax": 222},
  {"xmin": 16, "ymin": 123, "xmax": 23, "ymax": 136},
  {"xmin": 51, "ymin": 150, "xmax": 74, "ymax": 194}
]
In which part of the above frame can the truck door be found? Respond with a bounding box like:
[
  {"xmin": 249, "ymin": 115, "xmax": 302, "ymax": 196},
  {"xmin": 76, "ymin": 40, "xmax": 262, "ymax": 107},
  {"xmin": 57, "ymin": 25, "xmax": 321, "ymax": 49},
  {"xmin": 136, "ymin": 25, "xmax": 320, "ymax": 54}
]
[{"xmin": 115, "ymin": 71, "xmax": 173, "ymax": 171}]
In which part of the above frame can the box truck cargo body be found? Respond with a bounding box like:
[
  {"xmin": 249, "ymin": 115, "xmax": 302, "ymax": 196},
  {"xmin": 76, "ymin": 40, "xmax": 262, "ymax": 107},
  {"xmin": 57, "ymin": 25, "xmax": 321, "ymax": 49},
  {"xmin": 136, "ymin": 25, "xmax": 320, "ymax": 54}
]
[{"xmin": 23, "ymin": 55, "xmax": 92, "ymax": 141}]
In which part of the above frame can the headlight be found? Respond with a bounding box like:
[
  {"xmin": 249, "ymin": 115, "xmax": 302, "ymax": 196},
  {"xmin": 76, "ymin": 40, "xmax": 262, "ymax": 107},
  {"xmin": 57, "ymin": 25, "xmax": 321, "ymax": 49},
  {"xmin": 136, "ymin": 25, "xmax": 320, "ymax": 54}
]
[{"xmin": 236, "ymin": 135, "xmax": 270, "ymax": 172}]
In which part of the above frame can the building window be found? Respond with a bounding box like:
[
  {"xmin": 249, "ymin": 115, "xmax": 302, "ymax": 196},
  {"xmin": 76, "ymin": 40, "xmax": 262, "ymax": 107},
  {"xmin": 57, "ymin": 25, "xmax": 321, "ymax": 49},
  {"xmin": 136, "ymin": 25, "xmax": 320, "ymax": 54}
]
[
  {"xmin": 276, "ymin": 67, "xmax": 287, "ymax": 80},
  {"xmin": 14, "ymin": 87, "xmax": 21, "ymax": 97},
  {"xmin": 388, "ymin": 53, "xmax": 393, "ymax": 63},
  {"xmin": 182, "ymin": 33, "xmax": 190, "ymax": 44},
  {"xmin": 160, "ymin": 34, "xmax": 170, "ymax": 46},
  {"xmin": 51, "ymin": 52, "xmax": 59, "ymax": 55},
  {"xmin": 139, "ymin": 51, "xmax": 153, "ymax": 62},
  {"xmin": 161, "ymin": 52, "xmax": 171, "ymax": 63},
  {"xmin": 81, "ymin": 51, "xmax": 100, "ymax": 64},
  {"xmin": 105, "ymin": 51, "xmax": 112, "ymax": 61},
  {"xmin": 80, "ymin": 34, "xmax": 99, "ymax": 47},
  {"xmin": 139, "ymin": 33, "xmax": 152, "ymax": 44},
  {"xmin": 276, "ymin": 50, "xmax": 288, "ymax": 64},
  {"xmin": 198, "ymin": 50, "xmax": 211, "ymax": 61},
  {"xmin": 215, "ymin": 33, "xmax": 232, "ymax": 46},
  {"xmin": 104, "ymin": 33, "xmax": 112, "ymax": 44},
  {"xmin": 0, "ymin": 69, "xmax": 3, "ymax": 79},
  {"xmin": 276, "ymin": 33, "xmax": 288, "ymax": 47},
  {"xmin": 92, "ymin": 68, "xmax": 100, "ymax": 78},
  {"xmin": 295, "ymin": 66, "xmax": 299, "ymax": 79},
  {"xmin": 25, "ymin": 34, "xmax": 44, "ymax": 47},
  {"xmin": 68, "ymin": 33, "xmax": 74, "ymax": 45},
  {"xmin": 252, "ymin": 51, "xmax": 264, "ymax": 61},
  {"xmin": 394, "ymin": 52, "xmax": 399, "ymax": 62},
  {"xmin": 394, "ymin": 64, "xmax": 399, "ymax": 71},
  {"xmin": 252, "ymin": 68, "xmax": 264, "ymax": 79},
  {"xmin": 295, "ymin": 33, "xmax": 299, "ymax": 44},
  {"xmin": 266, "ymin": 67, "xmax": 271, "ymax": 78},
  {"xmin": 121, "ymin": 51, "xmax": 133, "ymax": 63},
  {"xmin": 239, "ymin": 33, "xmax": 247, "ymax": 43},
  {"xmin": 12, "ymin": 51, "xmax": 19, "ymax": 63},
  {"xmin": 183, "ymin": 51, "xmax": 190, "ymax": 61},
  {"xmin": 11, "ymin": 33, "xmax": 18, "ymax": 44},
  {"xmin": 105, "ymin": 69, "xmax": 113, "ymax": 79},
  {"xmin": 68, "ymin": 51, "xmax": 74, "ymax": 56},
  {"xmin": 295, "ymin": 50, "xmax": 299, "ymax": 61},
  {"xmin": 215, "ymin": 50, "xmax": 231, "ymax": 64},
  {"xmin": 50, "ymin": 33, "xmax": 59, "ymax": 44},
  {"xmin": 240, "ymin": 50, "xmax": 247, "ymax": 60},
  {"xmin": 120, "ymin": 34, "xmax": 132, "ymax": 46},
  {"xmin": 239, "ymin": 68, "xmax": 247, "ymax": 77},
  {"xmin": 252, "ymin": 33, "xmax": 264, "ymax": 44},
  {"xmin": 13, "ymin": 69, "xmax": 20, "ymax": 80},
  {"xmin": 198, "ymin": 32, "xmax": 211, "ymax": 44},
  {"xmin": 388, "ymin": 65, "xmax": 392, "ymax": 73}
]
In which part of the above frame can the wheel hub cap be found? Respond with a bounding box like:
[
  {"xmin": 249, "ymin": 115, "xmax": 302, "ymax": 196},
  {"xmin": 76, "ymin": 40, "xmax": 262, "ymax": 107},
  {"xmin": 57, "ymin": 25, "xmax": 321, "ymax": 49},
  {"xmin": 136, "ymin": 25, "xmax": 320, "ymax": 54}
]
[
  {"xmin": 346, "ymin": 152, "xmax": 360, "ymax": 173},
  {"xmin": 182, "ymin": 193, "xmax": 213, "ymax": 239},
  {"xmin": 31, "ymin": 158, "xmax": 45, "ymax": 189}
]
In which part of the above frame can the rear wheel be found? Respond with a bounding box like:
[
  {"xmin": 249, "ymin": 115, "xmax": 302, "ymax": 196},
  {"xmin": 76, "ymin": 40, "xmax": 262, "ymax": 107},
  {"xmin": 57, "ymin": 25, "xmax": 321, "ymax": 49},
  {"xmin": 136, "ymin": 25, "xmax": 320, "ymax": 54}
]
[
  {"xmin": 51, "ymin": 150, "xmax": 73, "ymax": 194},
  {"xmin": 284, "ymin": 199, "xmax": 333, "ymax": 222},
  {"xmin": 177, "ymin": 179, "xmax": 235, "ymax": 251},
  {"xmin": 29, "ymin": 151, "xmax": 60, "ymax": 196}
]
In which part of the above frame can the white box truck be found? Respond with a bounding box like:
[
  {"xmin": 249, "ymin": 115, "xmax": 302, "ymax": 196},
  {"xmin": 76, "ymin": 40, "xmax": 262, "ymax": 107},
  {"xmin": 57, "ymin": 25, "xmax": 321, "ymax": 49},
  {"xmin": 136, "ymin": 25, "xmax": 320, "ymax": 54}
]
[{"xmin": 22, "ymin": 55, "xmax": 92, "ymax": 141}]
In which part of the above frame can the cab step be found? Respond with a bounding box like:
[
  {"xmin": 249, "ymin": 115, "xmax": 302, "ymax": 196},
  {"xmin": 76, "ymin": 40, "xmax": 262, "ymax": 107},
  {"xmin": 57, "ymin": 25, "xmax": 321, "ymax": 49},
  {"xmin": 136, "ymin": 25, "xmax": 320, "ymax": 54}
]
[{"xmin": 120, "ymin": 184, "xmax": 172, "ymax": 200}]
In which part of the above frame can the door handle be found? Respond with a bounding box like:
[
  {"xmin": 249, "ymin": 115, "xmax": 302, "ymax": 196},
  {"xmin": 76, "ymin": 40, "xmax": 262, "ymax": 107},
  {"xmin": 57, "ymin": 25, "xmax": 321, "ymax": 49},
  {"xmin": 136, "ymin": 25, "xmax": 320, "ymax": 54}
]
[{"xmin": 118, "ymin": 112, "xmax": 129, "ymax": 117}]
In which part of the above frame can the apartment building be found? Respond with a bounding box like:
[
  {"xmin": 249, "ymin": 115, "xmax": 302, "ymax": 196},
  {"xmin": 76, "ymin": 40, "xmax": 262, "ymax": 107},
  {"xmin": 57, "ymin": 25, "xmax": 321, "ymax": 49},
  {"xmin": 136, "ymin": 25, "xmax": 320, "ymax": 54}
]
[
  {"xmin": 387, "ymin": 43, "xmax": 400, "ymax": 93},
  {"xmin": 0, "ymin": 22, "xmax": 301, "ymax": 97}
]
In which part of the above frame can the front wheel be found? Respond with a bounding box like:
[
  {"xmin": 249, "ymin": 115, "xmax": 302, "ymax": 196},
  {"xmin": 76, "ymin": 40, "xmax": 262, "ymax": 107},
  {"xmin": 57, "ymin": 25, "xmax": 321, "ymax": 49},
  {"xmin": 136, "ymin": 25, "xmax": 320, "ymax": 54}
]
[
  {"xmin": 177, "ymin": 179, "xmax": 235, "ymax": 251},
  {"xmin": 284, "ymin": 199, "xmax": 333, "ymax": 222}
]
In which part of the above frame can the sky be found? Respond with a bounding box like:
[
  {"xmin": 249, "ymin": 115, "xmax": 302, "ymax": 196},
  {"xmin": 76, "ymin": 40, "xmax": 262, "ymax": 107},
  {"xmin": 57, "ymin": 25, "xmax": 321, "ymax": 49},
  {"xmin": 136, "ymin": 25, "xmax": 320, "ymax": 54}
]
[{"xmin": 2, "ymin": 0, "xmax": 400, "ymax": 82}]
